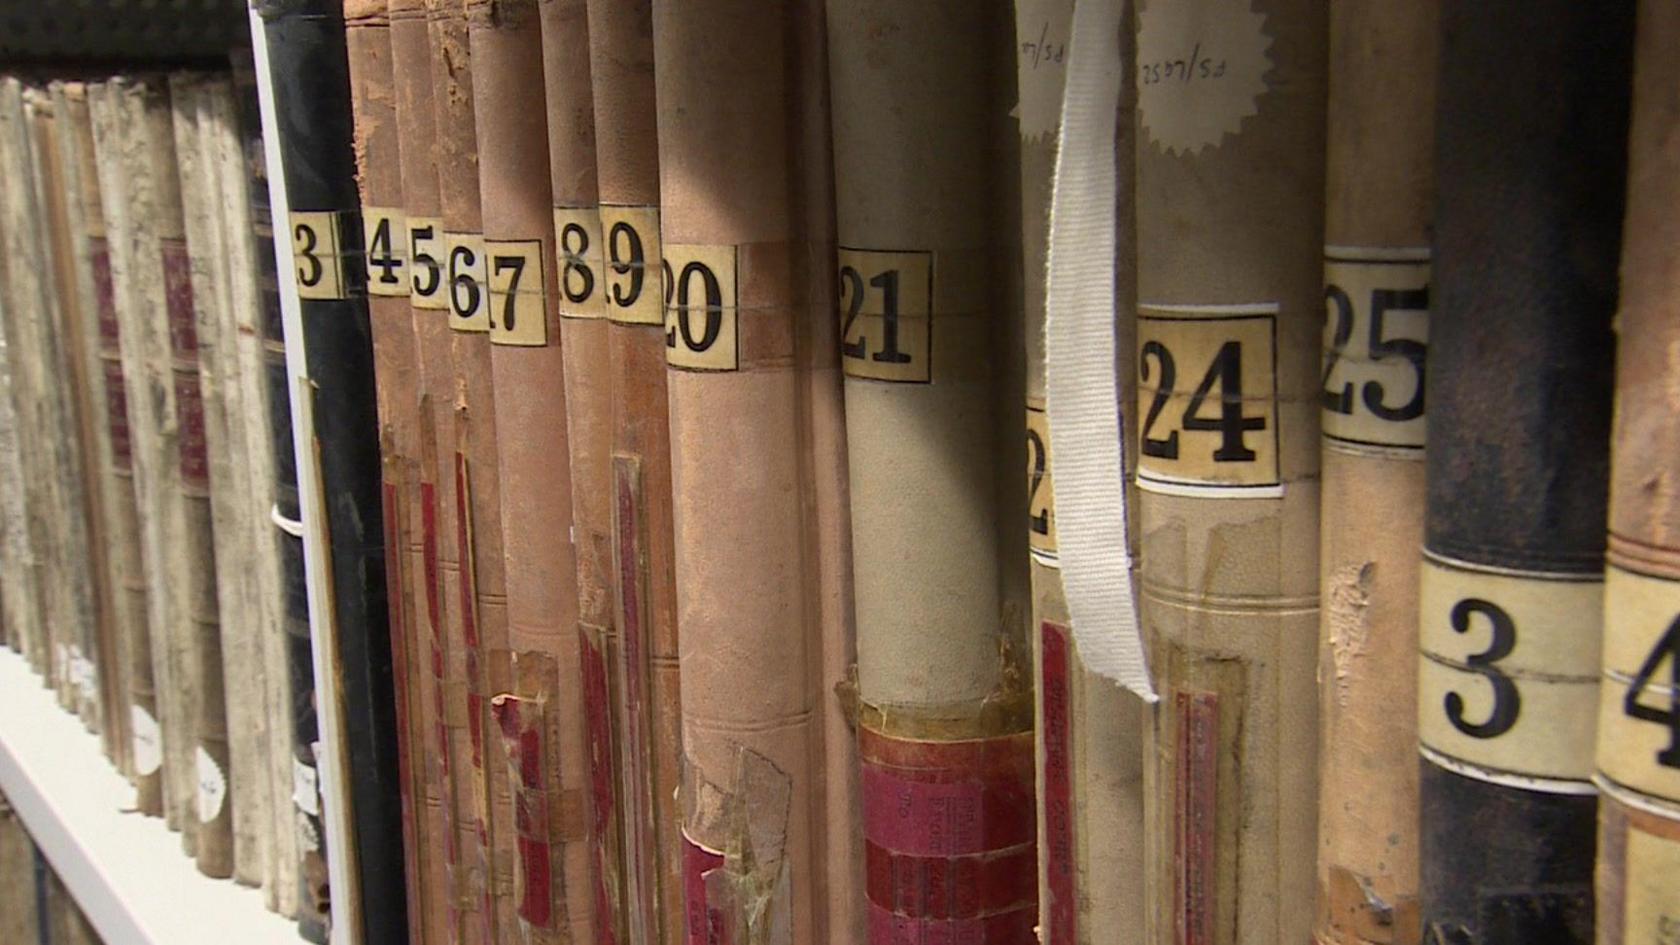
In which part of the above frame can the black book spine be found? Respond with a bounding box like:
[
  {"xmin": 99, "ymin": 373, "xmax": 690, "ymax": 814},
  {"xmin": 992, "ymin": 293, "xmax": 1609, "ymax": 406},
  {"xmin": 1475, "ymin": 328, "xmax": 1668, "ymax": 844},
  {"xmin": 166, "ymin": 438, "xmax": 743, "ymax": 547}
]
[
  {"xmin": 254, "ymin": 3, "xmax": 409, "ymax": 943},
  {"xmin": 1419, "ymin": 2, "xmax": 1633, "ymax": 943}
]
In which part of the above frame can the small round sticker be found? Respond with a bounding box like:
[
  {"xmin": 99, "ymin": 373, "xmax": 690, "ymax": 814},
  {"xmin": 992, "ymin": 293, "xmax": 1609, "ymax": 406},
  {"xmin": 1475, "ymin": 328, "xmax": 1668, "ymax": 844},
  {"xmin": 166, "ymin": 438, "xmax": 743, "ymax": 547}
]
[
  {"xmin": 130, "ymin": 705, "xmax": 162, "ymax": 776},
  {"xmin": 196, "ymin": 747, "xmax": 227, "ymax": 824}
]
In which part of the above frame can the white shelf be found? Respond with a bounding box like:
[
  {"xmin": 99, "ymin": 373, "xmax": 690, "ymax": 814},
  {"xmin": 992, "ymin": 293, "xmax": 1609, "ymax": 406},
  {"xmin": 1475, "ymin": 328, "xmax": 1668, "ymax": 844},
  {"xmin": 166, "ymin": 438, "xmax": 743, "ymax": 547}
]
[{"xmin": 0, "ymin": 647, "xmax": 302, "ymax": 945}]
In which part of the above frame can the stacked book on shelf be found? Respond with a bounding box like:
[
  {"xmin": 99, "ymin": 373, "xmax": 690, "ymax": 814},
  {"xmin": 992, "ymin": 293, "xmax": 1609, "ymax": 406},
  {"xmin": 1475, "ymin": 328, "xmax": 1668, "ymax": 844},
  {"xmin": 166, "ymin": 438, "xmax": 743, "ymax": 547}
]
[{"xmin": 0, "ymin": 1, "xmax": 1678, "ymax": 944}]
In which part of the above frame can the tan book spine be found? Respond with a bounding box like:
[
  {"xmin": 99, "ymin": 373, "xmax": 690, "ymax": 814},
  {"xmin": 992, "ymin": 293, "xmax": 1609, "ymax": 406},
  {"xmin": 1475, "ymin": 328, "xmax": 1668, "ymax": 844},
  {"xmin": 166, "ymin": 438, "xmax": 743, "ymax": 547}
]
[
  {"xmin": 391, "ymin": 0, "xmax": 471, "ymax": 940},
  {"xmin": 827, "ymin": 4, "xmax": 1036, "ymax": 943},
  {"xmin": 150, "ymin": 76, "xmax": 236, "ymax": 880},
  {"xmin": 0, "ymin": 294, "xmax": 38, "ymax": 669},
  {"xmin": 1596, "ymin": 1, "xmax": 1680, "ymax": 938},
  {"xmin": 467, "ymin": 0, "xmax": 595, "ymax": 940},
  {"xmin": 168, "ymin": 71, "xmax": 270, "ymax": 889},
  {"xmin": 652, "ymin": 0, "xmax": 849, "ymax": 940},
  {"xmin": 1133, "ymin": 1, "xmax": 1326, "ymax": 942},
  {"xmin": 85, "ymin": 80, "xmax": 165, "ymax": 819},
  {"xmin": 54, "ymin": 80, "xmax": 136, "ymax": 783},
  {"xmin": 1314, "ymin": 2, "xmax": 1435, "ymax": 943},
  {"xmin": 584, "ymin": 0, "xmax": 694, "ymax": 940},
  {"xmin": 1016, "ymin": 2, "xmax": 1149, "ymax": 943},
  {"xmin": 429, "ymin": 0, "xmax": 521, "ymax": 935},
  {"xmin": 535, "ymin": 4, "xmax": 625, "ymax": 945},
  {"xmin": 32, "ymin": 87, "xmax": 109, "ymax": 736},
  {"xmin": 0, "ymin": 82, "xmax": 52, "ymax": 683}
]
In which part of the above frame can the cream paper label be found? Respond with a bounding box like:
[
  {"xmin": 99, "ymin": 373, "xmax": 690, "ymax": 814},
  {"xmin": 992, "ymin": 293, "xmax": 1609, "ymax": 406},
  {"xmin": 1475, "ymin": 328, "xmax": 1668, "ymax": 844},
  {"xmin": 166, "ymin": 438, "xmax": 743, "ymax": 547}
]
[
  {"xmin": 196, "ymin": 746, "xmax": 227, "ymax": 823},
  {"xmin": 1599, "ymin": 564, "xmax": 1680, "ymax": 805},
  {"xmin": 131, "ymin": 705, "xmax": 161, "ymax": 776},
  {"xmin": 407, "ymin": 216, "xmax": 447, "ymax": 310},
  {"xmin": 485, "ymin": 239, "xmax": 548, "ymax": 347},
  {"xmin": 1624, "ymin": 822, "xmax": 1680, "ymax": 943},
  {"xmin": 361, "ymin": 206, "xmax": 409, "ymax": 297},
  {"xmin": 1026, "ymin": 400, "xmax": 1058, "ymax": 565},
  {"xmin": 1321, "ymin": 248, "xmax": 1430, "ymax": 451},
  {"xmin": 1136, "ymin": 0, "xmax": 1273, "ymax": 155},
  {"xmin": 664, "ymin": 244, "xmax": 739, "ymax": 372},
  {"xmin": 601, "ymin": 205, "xmax": 664, "ymax": 326},
  {"xmin": 839, "ymin": 248, "xmax": 933, "ymax": 383},
  {"xmin": 1014, "ymin": 0, "xmax": 1074, "ymax": 141},
  {"xmin": 293, "ymin": 755, "xmax": 320, "ymax": 818},
  {"xmin": 445, "ymin": 232, "xmax": 490, "ymax": 332},
  {"xmin": 290, "ymin": 210, "xmax": 347, "ymax": 301},
  {"xmin": 1419, "ymin": 554, "xmax": 1601, "ymax": 786},
  {"xmin": 554, "ymin": 206, "xmax": 607, "ymax": 320}
]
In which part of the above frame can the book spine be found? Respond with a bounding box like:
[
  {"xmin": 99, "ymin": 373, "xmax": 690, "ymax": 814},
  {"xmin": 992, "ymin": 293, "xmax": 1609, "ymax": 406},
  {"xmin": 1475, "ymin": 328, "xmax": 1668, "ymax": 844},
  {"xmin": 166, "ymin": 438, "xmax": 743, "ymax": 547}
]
[
  {"xmin": 0, "ymin": 793, "xmax": 39, "ymax": 945},
  {"xmin": 1132, "ymin": 1, "xmax": 1327, "ymax": 943},
  {"xmin": 583, "ymin": 1, "xmax": 691, "ymax": 941},
  {"xmin": 33, "ymin": 88, "xmax": 109, "ymax": 738},
  {"xmin": 53, "ymin": 80, "xmax": 135, "ymax": 787},
  {"xmin": 1419, "ymin": 2, "xmax": 1632, "ymax": 942},
  {"xmin": 170, "ymin": 72, "xmax": 267, "ymax": 886},
  {"xmin": 536, "ymin": 4, "xmax": 623, "ymax": 945},
  {"xmin": 1313, "ymin": 2, "xmax": 1437, "ymax": 944},
  {"xmin": 390, "ymin": 1, "xmax": 468, "ymax": 941},
  {"xmin": 651, "ymin": 0, "xmax": 845, "ymax": 940},
  {"xmin": 230, "ymin": 53, "xmax": 307, "ymax": 920},
  {"xmin": 0, "ymin": 84, "xmax": 51, "ymax": 684},
  {"xmin": 259, "ymin": 0, "xmax": 414, "ymax": 939},
  {"xmin": 466, "ymin": 0, "xmax": 593, "ymax": 940},
  {"xmin": 827, "ymin": 3, "xmax": 1036, "ymax": 943},
  {"xmin": 427, "ymin": 0, "xmax": 520, "ymax": 935},
  {"xmin": 1596, "ymin": 2, "xmax": 1680, "ymax": 941},
  {"xmin": 84, "ymin": 80, "xmax": 165, "ymax": 821}
]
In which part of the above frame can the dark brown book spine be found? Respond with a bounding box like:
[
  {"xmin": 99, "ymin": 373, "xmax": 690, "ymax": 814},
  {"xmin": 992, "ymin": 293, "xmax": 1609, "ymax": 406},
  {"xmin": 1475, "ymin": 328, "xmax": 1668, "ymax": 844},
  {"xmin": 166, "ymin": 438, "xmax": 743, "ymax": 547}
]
[{"xmin": 1419, "ymin": 2, "xmax": 1632, "ymax": 943}]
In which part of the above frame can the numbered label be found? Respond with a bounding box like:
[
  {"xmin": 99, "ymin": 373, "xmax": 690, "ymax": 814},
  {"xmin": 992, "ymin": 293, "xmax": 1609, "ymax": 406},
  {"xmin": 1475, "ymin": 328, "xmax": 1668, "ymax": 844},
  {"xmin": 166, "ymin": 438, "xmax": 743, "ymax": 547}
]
[
  {"xmin": 554, "ymin": 206, "xmax": 606, "ymax": 319},
  {"xmin": 362, "ymin": 206, "xmax": 409, "ymax": 297},
  {"xmin": 1322, "ymin": 248, "xmax": 1429, "ymax": 450},
  {"xmin": 290, "ymin": 210, "xmax": 347, "ymax": 300},
  {"xmin": 1026, "ymin": 401, "xmax": 1058, "ymax": 565},
  {"xmin": 445, "ymin": 232, "xmax": 489, "ymax": 332},
  {"xmin": 838, "ymin": 248, "xmax": 933, "ymax": 383},
  {"xmin": 486, "ymin": 240, "xmax": 547, "ymax": 346},
  {"xmin": 664, "ymin": 244, "xmax": 738, "ymax": 371},
  {"xmin": 1599, "ymin": 565, "xmax": 1680, "ymax": 805},
  {"xmin": 1419, "ymin": 553, "xmax": 1602, "ymax": 786},
  {"xmin": 408, "ymin": 216, "xmax": 447, "ymax": 309},
  {"xmin": 1136, "ymin": 304, "xmax": 1279, "ymax": 496},
  {"xmin": 601, "ymin": 205, "xmax": 663, "ymax": 326}
]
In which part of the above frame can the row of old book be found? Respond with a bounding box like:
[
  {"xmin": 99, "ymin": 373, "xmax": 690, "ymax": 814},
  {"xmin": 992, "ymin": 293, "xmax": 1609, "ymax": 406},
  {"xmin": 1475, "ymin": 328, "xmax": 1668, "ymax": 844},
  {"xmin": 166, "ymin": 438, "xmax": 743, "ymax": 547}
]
[
  {"xmin": 7, "ymin": 2, "xmax": 1680, "ymax": 945},
  {"xmin": 0, "ymin": 72, "xmax": 336, "ymax": 940}
]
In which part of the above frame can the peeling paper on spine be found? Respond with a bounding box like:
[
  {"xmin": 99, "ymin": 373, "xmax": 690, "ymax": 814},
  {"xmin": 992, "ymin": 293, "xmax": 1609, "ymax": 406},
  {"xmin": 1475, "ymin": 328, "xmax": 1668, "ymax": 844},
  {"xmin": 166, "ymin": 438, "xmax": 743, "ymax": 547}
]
[
  {"xmin": 1044, "ymin": 0, "xmax": 1154, "ymax": 699},
  {"xmin": 682, "ymin": 747, "xmax": 794, "ymax": 945},
  {"xmin": 859, "ymin": 727, "xmax": 1037, "ymax": 944}
]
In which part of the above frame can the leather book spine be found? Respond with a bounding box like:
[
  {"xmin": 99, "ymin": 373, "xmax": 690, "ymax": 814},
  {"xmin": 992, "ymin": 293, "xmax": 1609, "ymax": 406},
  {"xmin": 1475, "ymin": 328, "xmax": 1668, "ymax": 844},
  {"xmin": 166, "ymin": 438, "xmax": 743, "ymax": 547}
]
[
  {"xmin": 1132, "ymin": 1, "xmax": 1327, "ymax": 942},
  {"xmin": 231, "ymin": 54, "xmax": 307, "ymax": 919},
  {"xmin": 428, "ymin": 0, "xmax": 520, "ymax": 934},
  {"xmin": 91, "ymin": 78, "xmax": 204, "ymax": 850},
  {"xmin": 1015, "ymin": 3, "xmax": 1148, "ymax": 943},
  {"xmin": 1596, "ymin": 2, "xmax": 1680, "ymax": 940},
  {"xmin": 12, "ymin": 88, "xmax": 97, "ymax": 718},
  {"xmin": 53, "ymin": 80, "xmax": 136, "ymax": 787},
  {"xmin": 1314, "ymin": 2, "xmax": 1436, "ymax": 943},
  {"xmin": 171, "ymin": 72, "xmax": 268, "ymax": 886},
  {"xmin": 391, "ymin": 0, "xmax": 471, "ymax": 940},
  {"xmin": 536, "ymin": 4, "xmax": 620, "ymax": 945},
  {"xmin": 0, "ymin": 270, "xmax": 40, "ymax": 673},
  {"xmin": 827, "ymin": 3, "xmax": 1036, "ymax": 943},
  {"xmin": 466, "ymin": 1, "xmax": 594, "ymax": 940},
  {"xmin": 347, "ymin": 5, "xmax": 454, "ymax": 943},
  {"xmin": 33, "ymin": 87, "xmax": 109, "ymax": 738},
  {"xmin": 145, "ymin": 77, "xmax": 237, "ymax": 881},
  {"xmin": 84, "ymin": 81, "xmax": 165, "ymax": 820},
  {"xmin": 0, "ymin": 794, "xmax": 37, "ymax": 945},
  {"xmin": 1419, "ymin": 2, "xmax": 1631, "ymax": 942},
  {"xmin": 259, "ymin": 0, "xmax": 414, "ymax": 939},
  {"xmin": 585, "ymin": 0, "xmax": 689, "ymax": 940},
  {"xmin": 652, "ymin": 0, "xmax": 848, "ymax": 940},
  {"xmin": 0, "ymin": 83, "xmax": 51, "ymax": 684}
]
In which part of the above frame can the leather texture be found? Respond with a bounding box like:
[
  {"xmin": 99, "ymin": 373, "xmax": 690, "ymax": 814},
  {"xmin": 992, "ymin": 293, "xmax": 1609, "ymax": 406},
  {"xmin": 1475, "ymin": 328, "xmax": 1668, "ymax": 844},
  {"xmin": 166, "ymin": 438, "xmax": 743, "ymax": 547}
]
[
  {"xmin": 261, "ymin": 1, "xmax": 413, "ymax": 939},
  {"xmin": 1132, "ymin": 1, "xmax": 1327, "ymax": 943},
  {"xmin": 1420, "ymin": 2, "xmax": 1631, "ymax": 943}
]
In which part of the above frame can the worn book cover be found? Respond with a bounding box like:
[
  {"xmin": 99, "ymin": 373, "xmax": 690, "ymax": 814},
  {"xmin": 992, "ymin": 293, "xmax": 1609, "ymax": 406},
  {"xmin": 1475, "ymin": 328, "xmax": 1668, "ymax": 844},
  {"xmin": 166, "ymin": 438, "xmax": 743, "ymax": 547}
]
[
  {"xmin": 653, "ymin": 0, "xmax": 854, "ymax": 940},
  {"xmin": 1132, "ymin": 1, "xmax": 1326, "ymax": 942}
]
